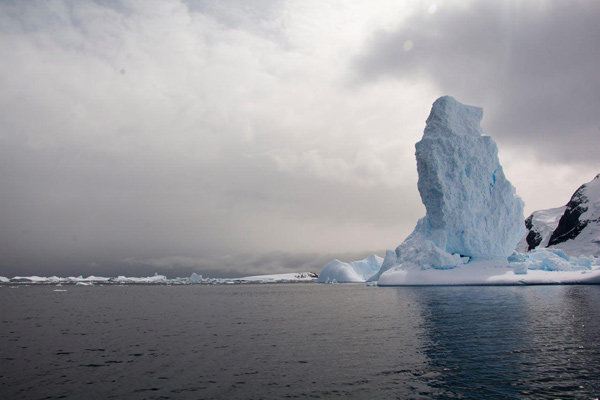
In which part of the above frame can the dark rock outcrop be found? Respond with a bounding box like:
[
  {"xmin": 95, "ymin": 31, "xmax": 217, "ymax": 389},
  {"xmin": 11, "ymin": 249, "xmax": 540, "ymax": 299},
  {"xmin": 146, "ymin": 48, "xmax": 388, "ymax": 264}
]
[
  {"xmin": 548, "ymin": 174, "xmax": 598, "ymax": 247},
  {"xmin": 524, "ymin": 213, "xmax": 543, "ymax": 251}
]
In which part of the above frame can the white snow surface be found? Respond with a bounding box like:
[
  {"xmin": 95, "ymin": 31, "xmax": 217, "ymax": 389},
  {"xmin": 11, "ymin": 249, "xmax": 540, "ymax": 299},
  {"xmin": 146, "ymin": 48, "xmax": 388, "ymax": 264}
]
[
  {"xmin": 550, "ymin": 174, "xmax": 600, "ymax": 257},
  {"xmin": 517, "ymin": 206, "xmax": 565, "ymax": 252},
  {"xmin": 557, "ymin": 226, "xmax": 600, "ymax": 257},
  {"xmin": 519, "ymin": 174, "xmax": 600, "ymax": 257}
]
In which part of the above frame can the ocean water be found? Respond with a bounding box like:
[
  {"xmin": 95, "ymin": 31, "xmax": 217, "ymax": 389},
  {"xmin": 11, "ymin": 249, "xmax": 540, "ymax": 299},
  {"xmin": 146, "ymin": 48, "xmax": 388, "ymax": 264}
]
[{"xmin": 1, "ymin": 284, "xmax": 599, "ymax": 399}]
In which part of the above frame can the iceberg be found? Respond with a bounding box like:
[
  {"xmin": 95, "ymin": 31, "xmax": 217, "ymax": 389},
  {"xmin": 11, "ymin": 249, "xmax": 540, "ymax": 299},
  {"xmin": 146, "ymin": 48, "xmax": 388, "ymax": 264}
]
[
  {"xmin": 188, "ymin": 272, "xmax": 203, "ymax": 283},
  {"xmin": 402, "ymin": 96, "xmax": 525, "ymax": 261},
  {"xmin": 316, "ymin": 254, "xmax": 383, "ymax": 283},
  {"xmin": 319, "ymin": 96, "xmax": 600, "ymax": 285}
]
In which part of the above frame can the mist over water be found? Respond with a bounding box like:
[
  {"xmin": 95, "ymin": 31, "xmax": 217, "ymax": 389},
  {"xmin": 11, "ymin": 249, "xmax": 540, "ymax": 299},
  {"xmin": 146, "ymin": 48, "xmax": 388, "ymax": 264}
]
[{"xmin": 1, "ymin": 284, "xmax": 599, "ymax": 399}]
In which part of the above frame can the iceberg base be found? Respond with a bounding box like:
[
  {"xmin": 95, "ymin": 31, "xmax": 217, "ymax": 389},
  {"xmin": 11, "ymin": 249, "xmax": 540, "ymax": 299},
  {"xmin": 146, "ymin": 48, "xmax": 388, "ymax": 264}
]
[{"xmin": 377, "ymin": 260, "xmax": 600, "ymax": 286}]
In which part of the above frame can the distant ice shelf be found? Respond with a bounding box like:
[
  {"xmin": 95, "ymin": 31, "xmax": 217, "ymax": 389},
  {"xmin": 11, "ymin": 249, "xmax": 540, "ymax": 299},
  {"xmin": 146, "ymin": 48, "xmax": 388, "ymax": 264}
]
[{"xmin": 0, "ymin": 272, "xmax": 319, "ymax": 285}]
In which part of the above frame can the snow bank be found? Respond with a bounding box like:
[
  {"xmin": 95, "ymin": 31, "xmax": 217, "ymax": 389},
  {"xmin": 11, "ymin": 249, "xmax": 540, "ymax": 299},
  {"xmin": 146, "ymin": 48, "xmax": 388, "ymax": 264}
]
[{"xmin": 520, "ymin": 174, "xmax": 600, "ymax": 256}]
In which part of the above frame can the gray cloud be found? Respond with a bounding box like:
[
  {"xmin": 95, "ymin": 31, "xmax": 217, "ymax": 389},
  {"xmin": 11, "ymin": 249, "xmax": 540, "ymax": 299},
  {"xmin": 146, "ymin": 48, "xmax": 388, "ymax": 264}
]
[
  {"xmin": 0, "ymin": 249, "xmax": 382, "ymax": 279},
  {"xmin": 355, "ymin": 1, "xmax": 600, "ymax": 163},
  {"xmin": 2, "ymin": 0, "xmax": 597, "ymax": 277},
  {"xmin": 0, "ymin": 0, "xmax": 422, "ymax": 276}
]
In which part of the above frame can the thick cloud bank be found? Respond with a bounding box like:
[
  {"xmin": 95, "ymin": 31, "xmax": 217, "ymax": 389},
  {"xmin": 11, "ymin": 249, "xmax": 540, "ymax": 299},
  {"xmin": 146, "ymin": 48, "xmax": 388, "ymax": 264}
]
[
  {"xmin": 355, "ymin": 1, "xmax": 600, "ymax": 164},
  {"xmin": 1, "ymin": 0, "xmax": 599, "ymax": 277}
]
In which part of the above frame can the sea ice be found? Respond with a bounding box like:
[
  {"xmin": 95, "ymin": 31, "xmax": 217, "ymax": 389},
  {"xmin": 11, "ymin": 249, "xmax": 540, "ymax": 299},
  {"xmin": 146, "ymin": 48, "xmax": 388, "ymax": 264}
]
[{"xmin": 236, "ymin": 272, "xmax": 319, "ymax": 283}]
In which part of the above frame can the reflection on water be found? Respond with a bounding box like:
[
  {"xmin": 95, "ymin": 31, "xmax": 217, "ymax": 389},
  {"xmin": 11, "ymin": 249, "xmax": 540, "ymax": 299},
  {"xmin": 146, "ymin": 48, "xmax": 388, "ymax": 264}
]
[
  {"xmin": 407, "ymin": 286, "xmax": 600, "ymax": 398},
  {"xmin": 0, "ymin": 284, "xmax": 599, "ymax": 399}
]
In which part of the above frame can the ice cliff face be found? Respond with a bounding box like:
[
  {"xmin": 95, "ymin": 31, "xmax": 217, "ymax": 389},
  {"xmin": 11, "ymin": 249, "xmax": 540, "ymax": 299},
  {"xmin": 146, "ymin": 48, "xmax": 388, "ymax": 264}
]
[
  {"xmin": 415, "ymin": 97, "xmax": 524, "ymax": 259},
  {"xmin": 521, "ymin": 174, "xmax": 600, "ymax": 256},
  {"xmin": 320, "ymin": 96, "xmax": 526, "ymax": 283},
  {"xmin": 383, "ymin": 96, "xmax": 525, "ymax": 273}
]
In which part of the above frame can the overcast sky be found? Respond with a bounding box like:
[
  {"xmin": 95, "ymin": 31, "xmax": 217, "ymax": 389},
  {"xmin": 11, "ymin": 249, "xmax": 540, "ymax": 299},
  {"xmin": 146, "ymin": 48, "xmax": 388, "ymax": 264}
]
[{"xmin": 1, "ymin": 0, "xmax": 599, "ymax": 277}]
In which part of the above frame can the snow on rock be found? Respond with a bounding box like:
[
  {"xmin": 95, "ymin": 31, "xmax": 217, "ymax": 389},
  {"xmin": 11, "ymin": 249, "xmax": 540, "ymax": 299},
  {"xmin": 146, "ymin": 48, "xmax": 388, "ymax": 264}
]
[
  {"xmin": 519, "ymin": 174, "xmax": 600, "ymax": 257},
  {"xmin": 317, "ymin": 255, "xmax": 383, "ymax": 283},
  {"xmin": 517, "ymin": 206, "xmax": 565, "ymax": 252},
  {"xmin": 547, "ymin": 174, "xmax": 600, "ymax": 256}
]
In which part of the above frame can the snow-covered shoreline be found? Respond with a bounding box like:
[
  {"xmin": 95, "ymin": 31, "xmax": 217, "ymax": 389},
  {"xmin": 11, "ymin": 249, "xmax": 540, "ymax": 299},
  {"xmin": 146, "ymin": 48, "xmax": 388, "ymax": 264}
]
[{"xmin": 4, "ymin": 267, "xmax": 600, "ymax": 286}]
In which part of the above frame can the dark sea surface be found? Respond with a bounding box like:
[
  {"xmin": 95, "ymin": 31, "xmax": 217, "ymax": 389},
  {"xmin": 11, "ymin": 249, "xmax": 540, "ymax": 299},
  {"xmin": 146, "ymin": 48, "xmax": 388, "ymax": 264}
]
[{"xmin": 1, "ymin": 284, "xmax": 600, "ymax": 399}]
